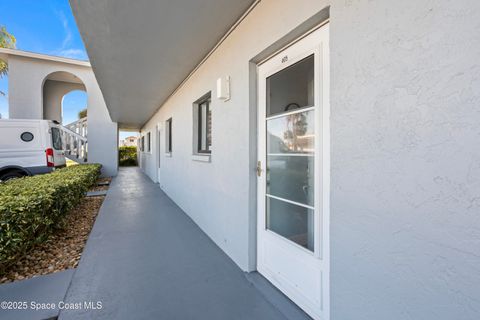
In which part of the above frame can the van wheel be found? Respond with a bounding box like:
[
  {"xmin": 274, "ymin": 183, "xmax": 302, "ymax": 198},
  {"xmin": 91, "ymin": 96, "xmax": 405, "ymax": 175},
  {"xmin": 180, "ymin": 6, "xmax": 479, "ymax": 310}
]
[{"xmin": 0, "ymin": 170, "xmax": 26, "ymax": 182}]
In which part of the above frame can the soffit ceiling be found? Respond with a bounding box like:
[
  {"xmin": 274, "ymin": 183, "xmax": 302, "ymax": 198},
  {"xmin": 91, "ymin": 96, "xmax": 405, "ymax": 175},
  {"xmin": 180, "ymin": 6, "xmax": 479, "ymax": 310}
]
[
  {"xmin": 45, "ymin": 71, "xmax": 84, "ymax": 84},
  {"xmin": 69, "ymin": 0, "xmax": 255, "ymax": 129}
]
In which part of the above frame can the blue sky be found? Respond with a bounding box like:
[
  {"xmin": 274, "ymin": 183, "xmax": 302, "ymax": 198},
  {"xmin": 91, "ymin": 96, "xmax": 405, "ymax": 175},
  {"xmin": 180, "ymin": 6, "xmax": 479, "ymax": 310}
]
[
  {"xmin": 0, "ymin": 0, "xmax": 87, "ymax": 122},
  {"xmin": 0, "ymin": 0, "xmax": 132, "ymax": 139}
]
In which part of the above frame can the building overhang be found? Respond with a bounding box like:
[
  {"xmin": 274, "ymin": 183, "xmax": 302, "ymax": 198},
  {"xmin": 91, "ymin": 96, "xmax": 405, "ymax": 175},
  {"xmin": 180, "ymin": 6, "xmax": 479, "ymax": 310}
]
[{"xmin": 69, "ymin": 0, "xmax": 257, "ymax": 129}]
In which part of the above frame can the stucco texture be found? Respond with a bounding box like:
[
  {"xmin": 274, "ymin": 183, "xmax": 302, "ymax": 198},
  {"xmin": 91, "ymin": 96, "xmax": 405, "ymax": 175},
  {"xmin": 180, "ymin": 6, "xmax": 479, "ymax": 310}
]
[
  {"xmin": 134, "ymin": 0, "xmax": 480, "ymax": 319},
  {"xmin": 330, "ymin": 1, "xmax": 480, "ymax": 319}
]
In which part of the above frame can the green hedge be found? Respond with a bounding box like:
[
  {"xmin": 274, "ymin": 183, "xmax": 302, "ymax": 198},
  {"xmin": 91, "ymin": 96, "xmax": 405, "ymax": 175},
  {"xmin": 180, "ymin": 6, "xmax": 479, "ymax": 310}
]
[
  {"xmin": 119, "ymin": 146, "xmax": 137, "ymax": 166},
  {"xmin": 0, "ymin": 164, "xmax": 101, "ymax": 273}
]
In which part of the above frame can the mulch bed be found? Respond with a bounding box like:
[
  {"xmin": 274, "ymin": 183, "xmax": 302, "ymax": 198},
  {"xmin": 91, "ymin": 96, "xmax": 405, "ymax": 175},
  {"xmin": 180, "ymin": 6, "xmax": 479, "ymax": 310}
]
[{"xmin": 0, "ymin": 179, "xmax": 109, "ymax": 284}]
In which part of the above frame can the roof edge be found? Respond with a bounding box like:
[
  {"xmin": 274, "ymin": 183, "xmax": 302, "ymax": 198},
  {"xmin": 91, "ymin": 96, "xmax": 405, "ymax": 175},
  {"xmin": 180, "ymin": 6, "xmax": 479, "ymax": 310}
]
[{"xmin": 0, "ymin": 48, "xmax": 91, "ymax": 67}]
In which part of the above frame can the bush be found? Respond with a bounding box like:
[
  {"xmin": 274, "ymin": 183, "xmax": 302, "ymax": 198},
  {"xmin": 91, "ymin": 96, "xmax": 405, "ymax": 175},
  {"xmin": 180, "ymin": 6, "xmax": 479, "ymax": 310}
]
[
  {"xmin": 0, "ymin": 164, "xmax": 101, "ymax": 273},
  {"xmin": 119, "ymin": 146, "xmax": 137, "ymax": 166},
  {"xmin": 78, "ymin": 108, "xmax": 87, "ymax": 119}
]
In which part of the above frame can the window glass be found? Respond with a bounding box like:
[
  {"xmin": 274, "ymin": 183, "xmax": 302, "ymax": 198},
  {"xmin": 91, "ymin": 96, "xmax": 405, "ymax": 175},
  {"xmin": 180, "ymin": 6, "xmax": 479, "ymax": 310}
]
[
  {"xmin": 21, "ymin": 132, "xmax": 34, "ymax": 142},
  {"xmin": 51, "ymin": 127, "xmax": 62, "ymax": 150},
  {"xmin": 166, "ymin": 118, "xmax": 172, "ymax": 153},
  {"xmin": 198, "ymin": 99, "xmax": 211, "ymax": 153},
  {"xmin": 266, "ymin": 196, "xmax": 314, "ymax": 251},
  {"xmin": 266, "ymin": 55, "xmax": 314, "ymax": 117},
  {"xmin": 147, "ymin": 132, "xmax": 151, "ymax": 152},
  {"xmin": 267, "ymin": 155, "xmax": 314, "ymax": 207},
  {"xmin": 267, "ymin": 110, "xmax": 314, "ymax": 154},
  {"xmin": 265, "ymin": 54, "xmax": 316, "ymax": 252}
]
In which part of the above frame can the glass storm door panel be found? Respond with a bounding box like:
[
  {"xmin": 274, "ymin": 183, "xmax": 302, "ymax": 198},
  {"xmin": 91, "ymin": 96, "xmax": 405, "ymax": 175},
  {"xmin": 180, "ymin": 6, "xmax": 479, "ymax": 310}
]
[
  {"xmin": 157, "ymin": 124, "xmax": 162, "ymax": 186},
  {"xmin": 257, "ymin": 24, "xmax": 329, "ymax": 320},
  {"xmin": 266, "ymin": 55, "xmax": 315, "ymax": 250}
]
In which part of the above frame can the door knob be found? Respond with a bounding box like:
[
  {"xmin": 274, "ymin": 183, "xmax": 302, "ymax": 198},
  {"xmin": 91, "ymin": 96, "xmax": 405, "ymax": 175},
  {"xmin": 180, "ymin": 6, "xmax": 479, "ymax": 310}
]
[{"xmin": 256, "ymin": 161, "xmax": 262, "ymax": 177}]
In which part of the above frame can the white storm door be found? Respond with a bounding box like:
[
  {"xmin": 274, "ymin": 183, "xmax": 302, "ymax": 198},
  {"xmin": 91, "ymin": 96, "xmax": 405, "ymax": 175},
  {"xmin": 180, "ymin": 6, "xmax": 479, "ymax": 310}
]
[
  {"xmin": 157, "ymin": 124, "xmax": 161, "ymax": 185},
  {"xmin": 257, "ymin": 24, "xmax": 329, "ymax": 320}
]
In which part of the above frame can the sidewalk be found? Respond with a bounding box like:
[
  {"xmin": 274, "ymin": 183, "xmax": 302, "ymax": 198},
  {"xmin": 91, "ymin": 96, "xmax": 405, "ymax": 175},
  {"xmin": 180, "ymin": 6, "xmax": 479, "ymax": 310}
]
[{"xmin": 59, "ymin": 167, "xmax": 310, "ymax": 320}]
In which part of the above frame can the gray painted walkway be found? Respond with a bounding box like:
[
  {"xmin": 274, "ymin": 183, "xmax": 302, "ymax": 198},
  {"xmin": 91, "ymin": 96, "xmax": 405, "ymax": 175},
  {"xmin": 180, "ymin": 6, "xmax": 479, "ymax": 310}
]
[
  {"xmin": 0, "ymin": 269, "xmax": 74, "ymax": 320},
  {"xmin": 60, "ymin": 167, "xmax": 310, "ymax": 320}
]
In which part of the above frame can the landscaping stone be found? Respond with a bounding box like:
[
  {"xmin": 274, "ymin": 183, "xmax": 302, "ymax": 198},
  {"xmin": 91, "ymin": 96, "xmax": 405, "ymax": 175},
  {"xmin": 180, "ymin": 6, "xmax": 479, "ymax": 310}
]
[
  {"xmin": 90, "ymin": 177, "xmax": 112, "ymax": 191},
  {"xmin": 0, "ymin": 182, "xmax": 107, "ymax": 284},
  {"xmin": 86, "ymin": 190, "xmax": 108, "ymax": 197}
]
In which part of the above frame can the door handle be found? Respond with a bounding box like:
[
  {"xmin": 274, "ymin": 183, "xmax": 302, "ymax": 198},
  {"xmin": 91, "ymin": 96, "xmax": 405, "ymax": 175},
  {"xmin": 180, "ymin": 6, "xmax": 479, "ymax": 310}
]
[{"xmin": 256, "ymin": 161, "xmax": 262, "ymax": 177}]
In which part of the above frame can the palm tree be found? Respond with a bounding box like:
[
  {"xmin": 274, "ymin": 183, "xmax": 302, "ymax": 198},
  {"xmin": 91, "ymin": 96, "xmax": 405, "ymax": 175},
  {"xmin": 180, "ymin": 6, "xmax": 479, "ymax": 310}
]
[{"xmin": 1, "ymin": 26, "xmax": 16, "ymax": 96}]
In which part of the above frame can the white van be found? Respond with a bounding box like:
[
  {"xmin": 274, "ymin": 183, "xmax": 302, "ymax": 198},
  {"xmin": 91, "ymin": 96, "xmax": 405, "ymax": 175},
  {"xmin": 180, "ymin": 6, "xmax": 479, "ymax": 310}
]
[{"xmin": 0, "ymin": 119, "xmax": 66, "ymax": 181}]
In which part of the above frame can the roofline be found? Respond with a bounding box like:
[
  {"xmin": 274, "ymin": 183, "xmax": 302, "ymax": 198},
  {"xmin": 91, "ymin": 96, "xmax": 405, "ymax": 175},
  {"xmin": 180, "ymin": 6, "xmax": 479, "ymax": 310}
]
[{"xmin": 0, "ymin": 48, "xmax": 91, "ymax": 67}]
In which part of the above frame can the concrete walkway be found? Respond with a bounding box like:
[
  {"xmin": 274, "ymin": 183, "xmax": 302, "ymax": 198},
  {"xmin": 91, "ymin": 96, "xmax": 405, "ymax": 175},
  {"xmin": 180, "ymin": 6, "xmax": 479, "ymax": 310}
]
[
  {"xmin": 60, "ymin": 167, "xmax": 309, "ymax": 320},
  {"xmin": 0, "ymin": 269, "xmax": 74, "ymax": 320}
]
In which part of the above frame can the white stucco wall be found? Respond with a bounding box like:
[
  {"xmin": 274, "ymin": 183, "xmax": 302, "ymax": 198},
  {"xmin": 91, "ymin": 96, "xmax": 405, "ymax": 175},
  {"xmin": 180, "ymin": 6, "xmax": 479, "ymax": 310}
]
[
  {"xmin": 330, "ymin": 1, "xmax": 480, "ymax": 319},
  {"xmin": 7, "ymin": 55, "xmax": 118, "ymax": 177},
  {"xmin": 43, "ymin": 80, "xmax": 85, "ymax": 123},
  {"xmin": 138, "ymin": 0, "xmax": 480, "ymax": 319}
]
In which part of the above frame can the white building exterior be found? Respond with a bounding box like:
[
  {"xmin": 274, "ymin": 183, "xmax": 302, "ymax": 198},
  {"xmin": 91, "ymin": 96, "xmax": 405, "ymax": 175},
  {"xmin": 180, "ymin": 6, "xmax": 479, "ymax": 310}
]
[
  {"xmin": 119, "ymin": 136, "xmax": 138, "ymax": 147},
  {"xmin": 0, "ymin": 48, "xmax": 118, "ymax": 176},
  {"xmin": 70, "ymin": 0, "xmax": 480, "ymax": 319}
]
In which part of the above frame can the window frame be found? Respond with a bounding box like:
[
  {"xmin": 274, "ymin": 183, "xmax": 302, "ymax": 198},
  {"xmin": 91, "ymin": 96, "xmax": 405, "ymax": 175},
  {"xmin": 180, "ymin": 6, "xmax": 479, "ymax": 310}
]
[
  {"xmin": 165, "ymin": 118, "xmax": 172, "ymax": 154},
  {"xmin": 197, "ymin": 98, "xmax": 211, "ymax": 154},
  {"xmin": 51, "ymin": 127, "xmax": 63, "ymax": 150},
  {"xmin": 193, "ymin": 93, "xmax": 212, "ymax": 158},
  {"xmin": 146, "ymin": 132, "xmax": 151, "ymax": 153}
]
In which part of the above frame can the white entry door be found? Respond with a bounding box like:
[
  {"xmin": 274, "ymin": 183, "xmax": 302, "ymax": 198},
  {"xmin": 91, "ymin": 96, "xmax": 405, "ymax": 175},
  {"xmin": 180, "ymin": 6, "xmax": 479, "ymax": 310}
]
[
  {"xmin": 156, "ymin": 123, "xmax": 162, "ymax": 186},
  {"xmin": 257, "ymin": 24, "xmax": 329, "ymax": 320}
]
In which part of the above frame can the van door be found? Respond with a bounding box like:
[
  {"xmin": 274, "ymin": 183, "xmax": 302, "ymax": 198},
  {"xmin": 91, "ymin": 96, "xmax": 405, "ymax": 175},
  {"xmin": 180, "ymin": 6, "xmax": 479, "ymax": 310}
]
[{"xmin": 50, "ymin": 125, "xmax": 67, "ymax": 167}]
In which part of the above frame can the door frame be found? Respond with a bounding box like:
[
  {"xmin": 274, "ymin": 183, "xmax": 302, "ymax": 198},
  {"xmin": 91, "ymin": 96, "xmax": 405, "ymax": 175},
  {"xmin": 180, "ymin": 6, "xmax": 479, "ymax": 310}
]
[
  {"xmin": 255, "ymin": 24, "xmax": 330, "ymax": 320},
  {"xmin": 156, "ymin": 122, "xmax": 162, "ymax": 186}
]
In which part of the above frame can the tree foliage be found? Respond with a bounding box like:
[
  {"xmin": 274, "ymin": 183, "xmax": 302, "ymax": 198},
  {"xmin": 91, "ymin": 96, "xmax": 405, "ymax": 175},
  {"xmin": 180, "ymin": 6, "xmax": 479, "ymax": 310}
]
[
  {"xmin": 0, "ymin": 26, "xmax": 16, "ymax": 49},
  {"xmin": 119, "ymin": 146, "xmax": 137, "ymax": 166},
  {"xmin": 0, "ymin": 26, "xmax": 16, "ymax": 96},
  {"xmin": 78, "ymin": 108, "xmax": 87, "ymax": 119}
]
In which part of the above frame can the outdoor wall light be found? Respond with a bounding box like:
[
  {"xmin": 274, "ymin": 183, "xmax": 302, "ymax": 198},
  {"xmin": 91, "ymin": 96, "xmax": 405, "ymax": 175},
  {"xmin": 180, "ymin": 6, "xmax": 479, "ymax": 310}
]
[{"xmin": 216, "ymin": 76, "xmax": 230, "ymax": 101}]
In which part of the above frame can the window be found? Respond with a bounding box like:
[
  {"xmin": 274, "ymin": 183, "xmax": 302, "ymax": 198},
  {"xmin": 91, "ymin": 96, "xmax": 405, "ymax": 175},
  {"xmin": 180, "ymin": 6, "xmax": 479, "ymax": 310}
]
[
  {"xmin": 193, "ymin": 93, "xmax": 212, "ymax": 155},
  {"xmin": 21, "ymin": 132, "xmax": 34, "ymax": 142},
  {"xmin": 51, "ymin": 127, "xmax": 62, "ymax": 150},
  {"xmin": 166, "ymin": 118, "xmax": 172, "ymax": 153},
  {"xmin": 141, "ymin": 136, "xmax": 145, "ymax": 152},
  {"xmin": 266, "ymin": 55, "xmax": 314, "ymax": 117},
  {"xmin": 146, "ymin": 132, "xmax": 151, "ymax": 152}
]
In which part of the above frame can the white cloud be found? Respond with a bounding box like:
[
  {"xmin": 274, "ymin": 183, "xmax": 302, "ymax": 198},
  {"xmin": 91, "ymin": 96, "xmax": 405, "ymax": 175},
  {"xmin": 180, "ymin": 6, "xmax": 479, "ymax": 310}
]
[
  {"xmin": 58, "ymin": 48, "xmax": 88, "ymax": 60},
  {"xmin": 56, "ymin": 10, "xmax": 72, "ymax": 49},
  {"xmin": 52, "ymin": 10, "xmax": 88, "ymax": 61}
]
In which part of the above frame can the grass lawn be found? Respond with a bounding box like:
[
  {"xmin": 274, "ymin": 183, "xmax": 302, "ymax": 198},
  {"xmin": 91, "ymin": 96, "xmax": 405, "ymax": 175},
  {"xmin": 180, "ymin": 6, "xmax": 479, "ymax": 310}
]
[{"xmin": 66, "ymin": 159, "xmax": 78, "ymax": 166}]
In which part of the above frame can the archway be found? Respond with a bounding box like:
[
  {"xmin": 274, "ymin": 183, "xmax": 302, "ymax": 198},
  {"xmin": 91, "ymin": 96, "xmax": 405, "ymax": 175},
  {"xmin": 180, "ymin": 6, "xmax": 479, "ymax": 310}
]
[
  {"xmin": 62, "ymin": 90, "xmax": 88, "ymax": 125},
  {"xmin": 42, "ymin": 71, "xmax": 86, "ymax": 125},
  {"xmin": 42, "ymin": 71, "xmax": 88, "ymax": 163}
]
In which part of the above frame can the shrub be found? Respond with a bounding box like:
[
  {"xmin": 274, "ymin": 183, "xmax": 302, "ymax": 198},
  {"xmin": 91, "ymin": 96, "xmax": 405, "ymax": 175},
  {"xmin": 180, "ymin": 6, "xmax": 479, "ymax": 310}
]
[
  {"xmin": 119, "ymin": 146, "xmax": 137, "ymax": 166},
  {"xmin": 0, "ymin": 164, "xmax": 101, "ymax": 273},
  {"xmin": 78, "ymin": 108, "xmax": 87, "ymax": 119}
]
